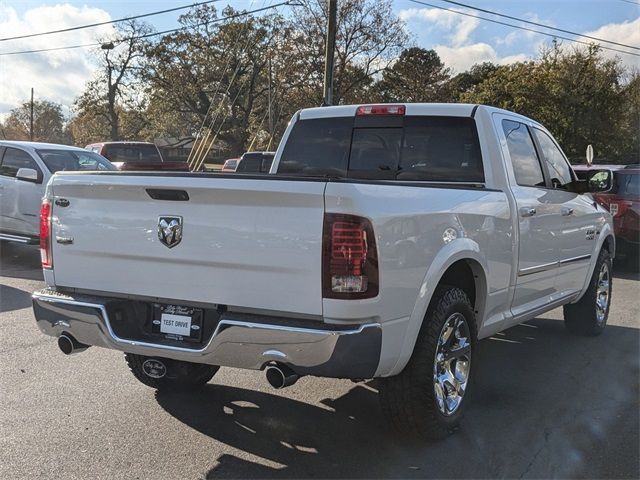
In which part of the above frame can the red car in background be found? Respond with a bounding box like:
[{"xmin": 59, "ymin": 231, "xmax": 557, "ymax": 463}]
[
  {"xmin": 574, "ymin": 164, "xmax": 639, "ymax": 261},
  {"xmin": 86, "ymin": 141, "xmax": 190, "ymax": 172}
]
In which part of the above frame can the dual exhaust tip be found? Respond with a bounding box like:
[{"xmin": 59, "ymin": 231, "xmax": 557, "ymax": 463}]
[
  {"xmin": 57, "ymin": 334, "xmax": 89, "ymax": 355},
  {"xmin": 265, "ymin": 364, "xmax": 299, "ymax": 389},
  {"xmin": 57, "ymin": 334, "xmax": 300, "ymax": 390}
]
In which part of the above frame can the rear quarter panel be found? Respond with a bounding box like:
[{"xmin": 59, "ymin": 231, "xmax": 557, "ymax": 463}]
[{"xmin": 323, "ymin": 182, "xmax": 513, "ymax": 375}]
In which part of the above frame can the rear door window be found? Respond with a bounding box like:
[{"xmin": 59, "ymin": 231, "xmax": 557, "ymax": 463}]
[
  {"xmin": 0, "ymin": 147, "xmax": 39, "ymax": 178},
  {"xmin": 502, "ymin": 120, "xmax": 545, "ymax": 187}
]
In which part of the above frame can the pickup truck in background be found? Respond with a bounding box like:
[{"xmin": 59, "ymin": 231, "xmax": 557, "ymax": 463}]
[
  {"xmin": 33, "ymin": 104, "xmax": 614, "ymax": 439},
  {"xmin": 86, "ymin": 141, "xmax": 190, "ymax": 172},
  {"xmin": 0, "ymin": 141, "xmax": 115, "ymax": 244}
]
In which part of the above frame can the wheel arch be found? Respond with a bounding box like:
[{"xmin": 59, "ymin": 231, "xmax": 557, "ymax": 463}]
[{"xmin": 381, "ymin": 240, "xmax": 489, "ymax": 377}]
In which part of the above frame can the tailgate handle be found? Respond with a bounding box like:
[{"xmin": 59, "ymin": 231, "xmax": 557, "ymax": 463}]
[{"xmin": 146, "ymin": 189, "xmax": 189, "ymax": 201}]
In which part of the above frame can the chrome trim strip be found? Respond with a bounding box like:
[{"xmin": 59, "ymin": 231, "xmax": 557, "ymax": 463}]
[
  {"xmin": 559, "ymin": 254, "xmax": 591, "ymax": 265},
  {"xmin": 0, "ymin": 233, "xmax": 32, "ymax": 244},
  {"xmin": 517, "ymin": 261, "xmax": 559, "ymax": 276}
]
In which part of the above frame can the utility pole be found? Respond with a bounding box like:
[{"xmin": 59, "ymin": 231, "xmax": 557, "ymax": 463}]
[
  {"xmin": 29, "ymin": 88, "xmax": 34, "ymax": 141},
  {"xmin": 322, "ymin": 0, "xmax": 337, "ymax": 106}
]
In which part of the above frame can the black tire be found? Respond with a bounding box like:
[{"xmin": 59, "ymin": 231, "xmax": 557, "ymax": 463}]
[
  {"xmin": 125, "ymin": 353, "xmax": 219, "ymax": 391},
  {"xmin": 378, "ymin": 286, "xmax": 477, "ymax": 440},
  {"xmin": 564, "ymin": 249, "xmax": 613, "ymax": 336}
]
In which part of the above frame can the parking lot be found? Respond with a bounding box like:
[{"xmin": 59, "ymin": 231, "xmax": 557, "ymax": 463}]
[{"xmin": 0, "ymin": 241, "xmax": 638, "ymax": 479}]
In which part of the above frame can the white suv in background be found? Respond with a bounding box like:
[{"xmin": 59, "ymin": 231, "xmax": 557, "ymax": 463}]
[{"xmin": 0, "ymin": 141, "xmax": 114, "ymax": 244}]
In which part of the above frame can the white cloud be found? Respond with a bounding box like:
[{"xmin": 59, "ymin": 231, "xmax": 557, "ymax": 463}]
[
  {"xmin": 398, "ymin": 7, "xmax": 533, "ymax": 72},
  {"xmin": 434, "ymin": 43, "xmax": 529, "ymax": 72},
  {"xmin": 581, "ymin": 17, "xmax": 640, "ymax": 68},
  {"xmin": 399, "ymin": 7, "xmax": 479, "ymax": 47},
  {"xmin": 0, "ymin": 4, "xmax": 115, "ymax": 119}
]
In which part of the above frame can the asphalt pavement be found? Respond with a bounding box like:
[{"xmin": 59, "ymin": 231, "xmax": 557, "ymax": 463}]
[{"xmin": 1, "ymin": 241, "xmax": 638, "ymax": 479}]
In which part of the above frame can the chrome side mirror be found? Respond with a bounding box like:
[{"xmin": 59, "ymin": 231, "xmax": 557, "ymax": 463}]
[{"xmin": 16, "ymin": 167, "xmax": 40, "ymax": 183}]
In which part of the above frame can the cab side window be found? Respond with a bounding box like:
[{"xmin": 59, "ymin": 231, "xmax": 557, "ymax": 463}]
[
  {"xmin": 502, "ymin": 120, "xmax": 545, "ymax": 187},
  {"xmin": 0, "ymin": 148, "xmax": 39, "ymax": 178},
  {"xmin": 531, "ymin": 128, "xmax": 573, "ymax": 188}
]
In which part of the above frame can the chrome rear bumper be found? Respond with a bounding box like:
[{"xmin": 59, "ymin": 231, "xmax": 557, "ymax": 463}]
[{"xmin": 32, "ymin": 289, "xmax": 381, "ymax": 379}]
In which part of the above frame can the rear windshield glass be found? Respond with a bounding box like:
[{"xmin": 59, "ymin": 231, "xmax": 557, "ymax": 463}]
[
  {"xmin": 278, "ymin": 116, "xmax": 483, "ymax": 182},
  {"xmin": 103, "ymin": 145, "xmax": 162, "ymax": 163},
  {"xmin": 36, "ymin": 149, "xmax": 115, "ymax": 173}
]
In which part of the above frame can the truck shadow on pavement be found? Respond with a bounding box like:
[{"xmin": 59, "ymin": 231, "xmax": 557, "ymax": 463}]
[
  {"xmin": 0, "ymin": 242, "xmax": 43, "ymax": 281},
  {"xmin": 155, "ymin": 317, "xmax": 639, "ymax": 479},
  {"xmin": 0, "ymin": 284, "xmax": 32, "ymax": 313}
]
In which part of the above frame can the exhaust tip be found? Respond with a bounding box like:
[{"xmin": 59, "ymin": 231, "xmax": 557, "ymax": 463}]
[
  {"xmin": 58, "ymin": 334, "xmax": 89, "ymax": 355},
  {"xmin": 265, "ymin": 364, "xmax": 299, "ymax": 389}
]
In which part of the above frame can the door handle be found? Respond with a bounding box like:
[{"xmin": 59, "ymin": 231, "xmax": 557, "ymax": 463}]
[
  {"xmin": 561, "ymin": 207, "xmax": 574, "ymax": 216},
  {"xmin": 520, "ymin": 207, "xmax": 537, "ymax": 218}
]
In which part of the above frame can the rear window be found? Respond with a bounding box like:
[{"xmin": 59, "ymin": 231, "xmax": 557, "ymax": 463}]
[
  {"xmin": 103, "ymin": 144, "xmax": 162, "ymax": 163},
  {"xmin": 278, "ymin": 116, "xmax": 483, "ymax": 182}
]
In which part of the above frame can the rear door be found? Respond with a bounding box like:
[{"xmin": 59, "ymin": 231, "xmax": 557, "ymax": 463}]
[{"xmin": 495, "ymin": 116, "xmax": 560, "ymax": 316}]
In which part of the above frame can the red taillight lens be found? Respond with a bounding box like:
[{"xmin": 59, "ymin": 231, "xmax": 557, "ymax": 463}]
[
  {"xmin": 323, "ymin": 213, "xmax": 379, "ymax": 299},
  {"xmin": 356, "ymin": 104, "xmax": 405, "ymax": 116},
  {"xmin": 40, "ymin": 199, "xmax": 52, "ymax": 269}
]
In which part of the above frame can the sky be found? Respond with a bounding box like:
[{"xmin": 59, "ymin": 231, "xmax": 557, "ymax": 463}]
[{"xmin": 0, "ymin": 0, "xmax": 638, "ymax": 119}]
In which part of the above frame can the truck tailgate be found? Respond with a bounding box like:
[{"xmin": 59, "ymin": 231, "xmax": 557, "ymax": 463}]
[{"xmin": 49, "ymin": 174, "xmax": 326, "ymax": 316}]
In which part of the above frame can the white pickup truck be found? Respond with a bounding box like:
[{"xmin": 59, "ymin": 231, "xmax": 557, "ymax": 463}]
[{"xmin": 32, "ymin": 103, "xmax": 614, "ymax": 438}]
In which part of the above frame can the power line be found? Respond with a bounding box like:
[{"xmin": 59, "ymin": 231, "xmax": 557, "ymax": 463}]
[
  {"xmin": 436, "ymin": 0, "xmax": 640, "ymax": 51},
  {"xmin": 407, "ymin": 0, "xmax": 640, "ymax": 57},
  {"xmin": 618, "ymin": 0, "xmax": 640, "ymax": 6},
  {"xmin": 0, "ymin": 1, "xmax": 295, "ymax": 56},
  {"xmin": 0, "ymin": 0, "xmax": 223, "ymax": 42}
]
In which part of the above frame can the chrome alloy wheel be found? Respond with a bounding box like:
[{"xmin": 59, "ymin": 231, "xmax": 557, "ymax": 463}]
[
  {"xmin": 595, "ymin": 262, "xmax": 611, "ymax": 324},
  {"xmin": 433, "ymin": 312, "xmax": 471, "ymax": 416}
]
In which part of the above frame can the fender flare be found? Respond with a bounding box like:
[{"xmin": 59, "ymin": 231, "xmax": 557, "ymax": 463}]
[
  {"xmin": 574, "ymin": 223, "xmax": 615, "ymax": 302},
  {"xmin": 382, "ymin": 238, "xmax": 489, "ymax": 377}
]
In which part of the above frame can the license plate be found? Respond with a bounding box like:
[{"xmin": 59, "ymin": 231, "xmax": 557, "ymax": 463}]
[
  {"xmin": 160, "ymin": 313, "xmax": 192, "ymax": 336},
  {"xmin": 151, "ymin": 304, "xmax": 202, "ymax": 341}
]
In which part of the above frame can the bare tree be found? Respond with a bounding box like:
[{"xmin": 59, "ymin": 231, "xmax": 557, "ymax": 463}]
[{"xmin": 74, "ymin": 20, "xmax": 151, "ymax": 141}]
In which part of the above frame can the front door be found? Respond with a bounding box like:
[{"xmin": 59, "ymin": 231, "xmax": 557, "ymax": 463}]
[{"xmin": 529, "ymin": 127, "xmax": 598, "ymax": 294}]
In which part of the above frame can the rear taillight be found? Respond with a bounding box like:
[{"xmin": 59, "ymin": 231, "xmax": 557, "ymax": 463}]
[
  {"xmin": 40, "ymin": 199, "xmax": 52, "ymax": 269},
  {"xmin": 356, "ymin": 104, "xmax": 405, "ymax": 116},
  {"xmin": 322, "ymin": 213, "xmax": 379, "ymax": 299}
]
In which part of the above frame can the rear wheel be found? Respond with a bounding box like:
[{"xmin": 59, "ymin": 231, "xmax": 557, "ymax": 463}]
[
  {"xmin": 378, "ymin": 286, "xmax": 476, "ymax": 439},
  {"xmin": 125, "ymin": 353, "xmax": 219, "ymax": 391},
  {"xmin": 564, "ymin": 249, "xmax": 612, "ymax": 336}
]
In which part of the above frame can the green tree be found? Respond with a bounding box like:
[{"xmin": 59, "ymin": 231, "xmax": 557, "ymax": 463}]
[
  {"xmin": 1, "ymin": 100, "xmax": 70, "ymax": 143},
  {"xmin": 372, "ymin": 48, "xmax": 451, "ymax": 102},
  {"xmin": 447, "ymin": 62, "xmax": 498, "ymax": 101},
  {"xmin": 463, "ymin": 44, "xmax": 629, "ymax": 163}
]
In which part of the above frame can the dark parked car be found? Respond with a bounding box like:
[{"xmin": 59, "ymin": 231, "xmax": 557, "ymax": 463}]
[
  {"xmin": 575, "ymin": 164, "xmax": 639, "ymax": 260},
  {"xmin": 235, "ymin": 151, "xmax": 275, "ymax": 174},
  {"xmin": 86, "ymin": 142, "xmax": 190, "ymax": 171}
]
